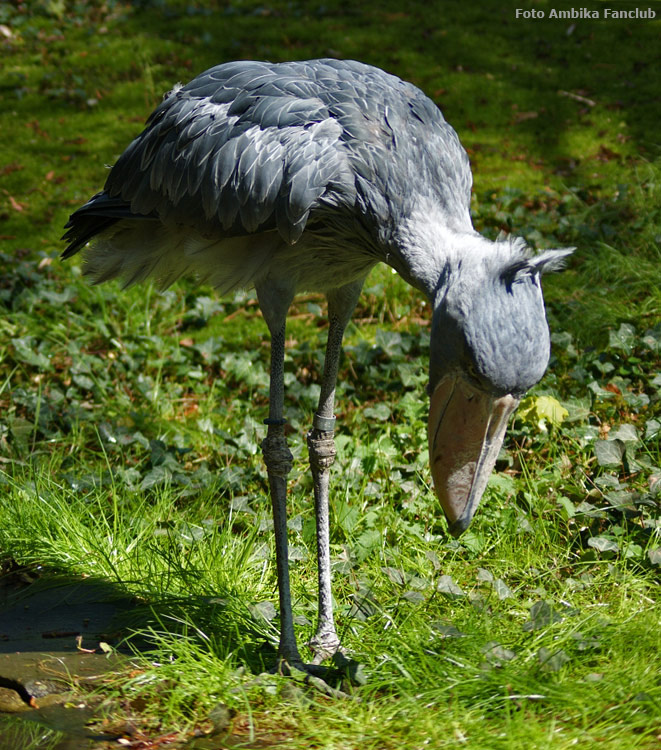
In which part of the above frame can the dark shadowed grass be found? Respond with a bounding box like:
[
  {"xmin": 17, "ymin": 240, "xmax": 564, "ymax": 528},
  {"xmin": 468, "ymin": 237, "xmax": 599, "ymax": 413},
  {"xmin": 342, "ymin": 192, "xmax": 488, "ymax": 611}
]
[{"xmin": 1, "ymin": 1, "xmax": 659, "ymax": 747}]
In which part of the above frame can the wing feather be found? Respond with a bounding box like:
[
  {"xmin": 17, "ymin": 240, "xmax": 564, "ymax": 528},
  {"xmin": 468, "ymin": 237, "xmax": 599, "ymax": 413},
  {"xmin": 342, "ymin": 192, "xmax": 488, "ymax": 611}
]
[
  {"xmin": 101, "ymin": 65, "xmax": 353, "ymax": 240},
  {"xmin": 65, "ymin": 58, "xmax": 474, "ymax": 264}
]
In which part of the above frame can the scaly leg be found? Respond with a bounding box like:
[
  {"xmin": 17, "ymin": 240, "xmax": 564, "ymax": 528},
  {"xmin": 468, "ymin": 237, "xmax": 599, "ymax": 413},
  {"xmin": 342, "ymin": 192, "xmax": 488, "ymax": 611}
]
[
  {"xmin": 256, "ymin": 284, "xmax": 302, "ymax": 666},
  {"xmin": 308, "ymin": 281, "xmax": 364, "ymax": 663}
]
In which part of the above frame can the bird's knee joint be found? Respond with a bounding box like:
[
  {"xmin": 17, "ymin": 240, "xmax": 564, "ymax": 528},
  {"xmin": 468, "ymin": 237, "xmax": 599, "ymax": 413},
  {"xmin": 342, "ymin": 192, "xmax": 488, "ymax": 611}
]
[
  {"xmin": 307, "ymin": 429, "xmax": 337, "ymax": 471},
  {"xmin": 261, "ymin": 434, "xmax": 293, "ymax": 478}
]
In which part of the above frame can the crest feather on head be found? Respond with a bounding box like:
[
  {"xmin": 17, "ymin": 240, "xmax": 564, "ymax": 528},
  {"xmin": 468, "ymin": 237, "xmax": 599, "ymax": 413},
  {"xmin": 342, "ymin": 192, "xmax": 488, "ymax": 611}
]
[{"xmin": 495, "ymin": 235, "xmax": 575, "ymax": 284}]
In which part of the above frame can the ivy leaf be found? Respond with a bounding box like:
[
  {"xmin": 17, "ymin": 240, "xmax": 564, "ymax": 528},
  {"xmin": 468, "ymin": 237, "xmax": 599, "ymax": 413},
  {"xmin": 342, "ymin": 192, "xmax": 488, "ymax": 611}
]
[
  {"xmin": 482, "ymin": 641, "xmax": 516, "ymax": 665},
  {"xmin": 588, "ymin": 536, "xmax": 619, "ymax": 553},
  {"xmin": 647, "ymin": 548, "xmax": 661, "ymax": 566},
  {"xmin": 493, "ymin": 578, "xmax": 514, "ymax": 600},
  {"xmin": 382, "ymin": 567, "xmax": 428, "ymax": 590},
  {"xmin": 587, "ymin": 381, "xmax": 616, "ymax": 400},
  {"xmin": 476, "ymin": 568, "xmax": 494, "ymax": 582},
  {"xmin": 432, "ymin": 622, "xmax": 466, "ymax": 638},
  {"xmin": 538, "ymin": 647, "xmax": 570, "ymax": 672},
  {"xmin": 353, "ymin": 528, "xmax": 382, "ymax": 562},
  {"xmin": 288, "ymin": 545, "xmax": 307, "ymax": 562},
  {"xmin": 609, "ymin": 424, "xmax": 639, "ymax": 444},
  {"xmin": 363, "ymin": 403, "xmax": 391, "ymax": 421},
  {"xmin": 556, "ymin": 496, "xmax": 576, "ymax": 519},
  {"xmin": 403, "ymin": 590, "xmax": 425, "ymax": 604},
  {"xmin": 644, "ymin": 419, "xmax": 661, "ymax": 441},
  {"xmin": 437, "ymin": 575, "xmax": 464, "ymax": 599},
  {"xmin": 534, "ymin": 395, "xmax": 569, "ymax": 427},
  {"xmin": 178, "ymin": 522, "xmax": 209, "ymax": 543},
  {"xmin": 522, "ymin": 600, "xmax": 564, "ymax": 631},
  {"xmin": 571, "ymin": 631, "xmax": 601, "ymax": 651},
  {"xmin": 248, "ymin": 601, "xmax": 277, "ymax": 623},
  {"xmin": 608, "ymin": 323, "xmax": 636, "ymax": 354},
  {"xmin": 11, "ymin": 336, "xmax": 52, "ymax": 371},
  {"xmin": 335, "ymin": 500, "xmax": 361, "ymax": 535},
  {"xmin": 594, "ymin": 439, "xmax": 624, "ymax": 467},
  {"xmin": 642, "ymin": 327, "xmax": 661, "ymax": 353},
  {"xmin": 73, "ymin": 373, "xmax": 95, "ymax": 390},
  {"xmin": 375, "ymin": 329, "xmax": 404, "ymax": 356},
  {"xmin": 140, "ymin": 465, "xmax": 172, "ymax": 490},
  {"xmin": 476, "ymin": 569, "xmax": 513, "ymax": 598}
]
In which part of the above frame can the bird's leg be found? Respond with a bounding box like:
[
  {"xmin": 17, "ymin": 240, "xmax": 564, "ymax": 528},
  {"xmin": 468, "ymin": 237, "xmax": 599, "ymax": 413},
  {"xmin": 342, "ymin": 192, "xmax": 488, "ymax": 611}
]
[
  {"xmin": 308, "ymin": 282, "xmax": 364, "ymax": 664},
  {"xmin": 256, "ymin": 283, "xmax": 303, "ymax": 668},
  {"xmin": 307, "ymin": 418, "xmax": 338, "ymax": 662},
  {"xmin": 261, "ymin": 326, "xmax": 300, "ymax": 666}
]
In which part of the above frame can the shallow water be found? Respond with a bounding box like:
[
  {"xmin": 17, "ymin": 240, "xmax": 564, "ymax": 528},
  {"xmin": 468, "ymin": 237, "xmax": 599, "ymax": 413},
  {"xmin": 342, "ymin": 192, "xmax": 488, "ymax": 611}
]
[{"xmin": 0, "ymin": 570, "xmax": 139, "ymax": 748}]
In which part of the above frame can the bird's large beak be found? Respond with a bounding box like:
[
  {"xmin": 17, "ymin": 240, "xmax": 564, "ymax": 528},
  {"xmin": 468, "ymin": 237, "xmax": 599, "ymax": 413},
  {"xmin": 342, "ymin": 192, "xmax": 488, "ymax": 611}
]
[{"xmin": 428, "ymin": 376, "xmax": 518, "ymax": 537}]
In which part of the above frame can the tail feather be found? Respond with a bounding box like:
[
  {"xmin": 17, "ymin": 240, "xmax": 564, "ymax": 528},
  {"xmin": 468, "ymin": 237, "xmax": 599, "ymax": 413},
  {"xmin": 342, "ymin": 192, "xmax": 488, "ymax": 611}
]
[
  {"xmin": 63, "ymin": 190, "xmax": 283, "ymax": 295},
  {"xmin": 61, "ymin": 192, "xmax": 155, "ymax": 259}
]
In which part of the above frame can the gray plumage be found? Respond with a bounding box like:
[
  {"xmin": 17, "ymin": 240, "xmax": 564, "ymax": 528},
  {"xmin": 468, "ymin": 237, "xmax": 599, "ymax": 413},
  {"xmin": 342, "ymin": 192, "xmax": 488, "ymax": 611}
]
[
  {"xmin": 63, "ymin": 59, "xmax": 472, "ymax": 295},
  {"xmin": 63, "ymin": 59, "xmax": 572, "ymax": 676}
]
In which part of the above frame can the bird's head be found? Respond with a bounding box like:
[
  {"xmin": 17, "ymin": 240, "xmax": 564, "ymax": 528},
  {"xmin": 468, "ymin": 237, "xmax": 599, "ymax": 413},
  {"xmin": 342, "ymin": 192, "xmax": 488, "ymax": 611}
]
[{"xmin": 427, "ymin": 238, "xmax": 573, "ymax": 537}]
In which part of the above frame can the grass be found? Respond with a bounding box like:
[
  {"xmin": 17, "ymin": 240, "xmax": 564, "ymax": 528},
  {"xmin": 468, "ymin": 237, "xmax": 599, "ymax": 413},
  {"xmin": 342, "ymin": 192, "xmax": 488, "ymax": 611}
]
[{"xmin": 1, "ymin": 0, "xmax": 660, "ymax": 747}]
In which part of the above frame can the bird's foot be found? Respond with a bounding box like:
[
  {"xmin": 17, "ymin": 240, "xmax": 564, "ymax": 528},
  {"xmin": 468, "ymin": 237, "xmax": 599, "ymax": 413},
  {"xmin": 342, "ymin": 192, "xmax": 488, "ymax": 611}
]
[
  {"xmin": 273, "ymin": 658, "xmax": 351, "ymax": 699},
  {"xmin": 307, "ymin": 633, "xmax": 369, "ymax": 691},
  {"xmin": 240, "ymin": 649, "xmax": 365, "ymax": 700},
  {"xmin": 232, "ymin": 661, "xmax": 351, "ymax": 701}
]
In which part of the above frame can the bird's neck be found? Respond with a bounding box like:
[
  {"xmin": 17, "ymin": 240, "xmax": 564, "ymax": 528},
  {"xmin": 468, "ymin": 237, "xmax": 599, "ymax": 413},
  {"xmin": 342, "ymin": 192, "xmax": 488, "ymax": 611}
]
[{"xmin": 389, "ymin": 200, "xmax": 494, "ymax": 300}]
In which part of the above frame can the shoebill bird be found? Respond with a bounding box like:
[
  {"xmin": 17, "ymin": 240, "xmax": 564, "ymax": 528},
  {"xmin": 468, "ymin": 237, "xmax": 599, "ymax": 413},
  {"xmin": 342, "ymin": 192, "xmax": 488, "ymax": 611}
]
[{"xmin": 62, "ymin": 59, "xmax": 572, "ymax": 672}]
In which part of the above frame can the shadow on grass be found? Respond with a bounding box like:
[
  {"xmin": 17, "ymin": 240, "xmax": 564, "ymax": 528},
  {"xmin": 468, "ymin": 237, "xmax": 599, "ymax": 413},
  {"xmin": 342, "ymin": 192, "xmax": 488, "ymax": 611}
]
[
  {"xmin": 5, "ymin": 0, "xmax": 659, "ymax": 178},
  {"xmin": 0, "ymin": 557, "xmax": 281, "ymax": 746},
  {"xmin": 98, "ymin": 0, "xmax": 661, "ymax": 161},
  {"xmin": 0, "ymin": 559, "xmax": 277, "ymax": 691}
]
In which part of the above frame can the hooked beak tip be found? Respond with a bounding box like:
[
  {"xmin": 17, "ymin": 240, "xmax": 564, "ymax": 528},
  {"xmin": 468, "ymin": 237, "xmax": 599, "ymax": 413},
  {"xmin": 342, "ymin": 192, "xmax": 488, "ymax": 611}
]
[
  {"xmin": 447, "ymin": 516, "xmax": 472, "ymax": 538},
  {"xmin": 428, "ymin": 376, "xmax": 519, "ymax": 538}
]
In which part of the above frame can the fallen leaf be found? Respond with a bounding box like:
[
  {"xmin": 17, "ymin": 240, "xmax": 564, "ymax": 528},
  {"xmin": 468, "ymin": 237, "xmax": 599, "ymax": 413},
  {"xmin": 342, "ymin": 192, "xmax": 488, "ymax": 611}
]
[
  {"xmin": 0, "ymin": 163, "xmax": 24, "ymax": 178},
  {"xmin": 26, "ymin": 120, "xmax": 50, "ymax": 139},
  {"xmin": 594, "ymin": 145, "xmax": 620, "ymax": 162},
  {"xmin": 512, "ymin": 111, "xmax": 538, "ymax": 124},
  {"xmin": 558, "ymin": 89, "xmax": 596, "ymax": 107},
  {"xmin": 8, "ymin": 195, "xmax": 26, "ymax": 212}
]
